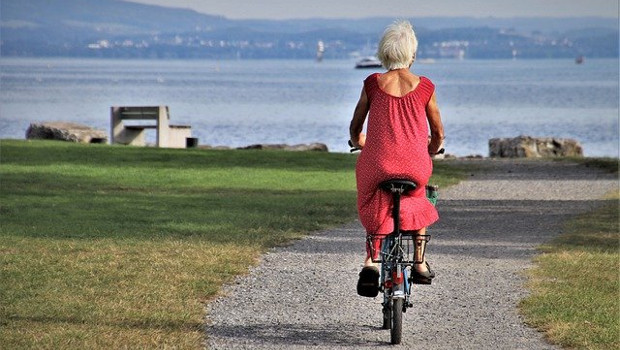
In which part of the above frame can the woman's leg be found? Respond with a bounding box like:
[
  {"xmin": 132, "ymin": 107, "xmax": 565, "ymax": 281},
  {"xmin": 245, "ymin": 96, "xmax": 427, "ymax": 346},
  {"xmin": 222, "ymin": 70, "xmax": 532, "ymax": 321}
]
[
  {"xmin": 414, "ymin": 227, "xmax": 432, "ymax": 274},
  {"xmin": 364, "ymin": 234, "xmax": 380, "ymax": 267},
  {"xmin": 358, "ymin": 235, "xmax": 380, "ymax": 297}
]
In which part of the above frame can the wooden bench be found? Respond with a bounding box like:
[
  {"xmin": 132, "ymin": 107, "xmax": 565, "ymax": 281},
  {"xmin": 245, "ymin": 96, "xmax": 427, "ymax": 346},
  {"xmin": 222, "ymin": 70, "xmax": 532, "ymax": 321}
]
[{"xmin": 110, "ymin": 106, "xmax": 192, "ymax": 148}]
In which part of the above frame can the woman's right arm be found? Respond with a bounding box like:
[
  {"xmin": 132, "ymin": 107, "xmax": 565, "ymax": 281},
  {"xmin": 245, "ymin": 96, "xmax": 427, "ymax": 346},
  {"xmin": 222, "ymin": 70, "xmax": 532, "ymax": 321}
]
[
  {"xmin": 426, "ymin": 92, "xmax": 445, "ymax": 154},
  {"xmin": 349, "ymin": 87, "xmax": 369, "ymax": 148}
]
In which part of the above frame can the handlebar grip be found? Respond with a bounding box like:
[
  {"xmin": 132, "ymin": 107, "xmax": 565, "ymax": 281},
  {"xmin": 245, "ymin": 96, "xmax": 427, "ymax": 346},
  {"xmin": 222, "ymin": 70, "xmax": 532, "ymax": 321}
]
[{"xmin": 348, "ymin": 139, "xmax": 361, "ymax": 152}]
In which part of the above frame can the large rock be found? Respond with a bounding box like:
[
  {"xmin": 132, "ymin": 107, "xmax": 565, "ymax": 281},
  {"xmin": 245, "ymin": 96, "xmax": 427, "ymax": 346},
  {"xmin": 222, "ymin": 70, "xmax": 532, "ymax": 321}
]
[
  {"xmin": 26, "ymin": 122, "xmax": 107, "ymax": 144},
  {"xmin": 489, "ymin": 135, "xmax": 583, "ymax": 158},
  {"xmin": 237, "ymin": 143, "xmax": 329, "ymax": 152}
]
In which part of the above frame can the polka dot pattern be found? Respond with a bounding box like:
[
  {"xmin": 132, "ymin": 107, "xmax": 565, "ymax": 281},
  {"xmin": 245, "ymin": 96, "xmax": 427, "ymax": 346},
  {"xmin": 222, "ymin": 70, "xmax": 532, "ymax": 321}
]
[{"xmin": 355, "ymin": 73, "xmax": 439, "ymax": 235}]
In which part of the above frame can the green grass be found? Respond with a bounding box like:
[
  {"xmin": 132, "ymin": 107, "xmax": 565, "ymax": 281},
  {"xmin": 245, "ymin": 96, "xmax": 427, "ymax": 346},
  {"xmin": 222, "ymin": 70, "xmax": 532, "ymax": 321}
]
[
  {"xmin": 0, "ymin": 139, "xmax": 463, "ymax": 349},
  {"xmin": 554, "ymin": 157, "xmax": 619, "ymax": 174},
  {"xmin": 520, "ymin": 188, "xmax": 619, "ymax": 350}
]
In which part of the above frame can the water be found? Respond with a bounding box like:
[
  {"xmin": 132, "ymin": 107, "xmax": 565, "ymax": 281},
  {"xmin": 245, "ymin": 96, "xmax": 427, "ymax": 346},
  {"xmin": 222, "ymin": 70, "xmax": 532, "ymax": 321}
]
[{"xmin": 1, "ymin": 58, "xmax": 618, "ymax": 157}]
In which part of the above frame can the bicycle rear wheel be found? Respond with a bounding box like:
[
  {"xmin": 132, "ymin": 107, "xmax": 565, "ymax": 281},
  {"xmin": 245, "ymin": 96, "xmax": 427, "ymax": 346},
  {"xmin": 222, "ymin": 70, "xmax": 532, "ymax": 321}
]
[{"xmin": 391, "ymin": 298, "xmax": 403, "ymax": 344}]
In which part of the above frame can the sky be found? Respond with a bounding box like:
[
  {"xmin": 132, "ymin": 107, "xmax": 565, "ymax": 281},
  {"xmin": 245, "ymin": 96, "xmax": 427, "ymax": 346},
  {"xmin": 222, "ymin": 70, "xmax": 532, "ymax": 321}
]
[{"xmin": 126, "ymin": 0, "xmax": 619, "ymax": 19}]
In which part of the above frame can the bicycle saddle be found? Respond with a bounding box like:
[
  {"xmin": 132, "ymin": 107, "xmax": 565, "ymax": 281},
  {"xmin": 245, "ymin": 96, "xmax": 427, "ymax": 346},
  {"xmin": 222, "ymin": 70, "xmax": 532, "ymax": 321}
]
[{"xmin": 379, "ymin": 179, "xmax": 417, "ymax": 194}]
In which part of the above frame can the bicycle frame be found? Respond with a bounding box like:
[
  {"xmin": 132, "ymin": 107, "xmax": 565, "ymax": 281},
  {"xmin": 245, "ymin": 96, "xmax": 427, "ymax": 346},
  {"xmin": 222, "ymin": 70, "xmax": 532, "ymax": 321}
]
[
  {"xmin": 366, "ymin": 182, "xmax": 437, "ymax": 344},
  {"xmin": 372, "ymin": 233, "xmax": 423, "ymax": 310}
]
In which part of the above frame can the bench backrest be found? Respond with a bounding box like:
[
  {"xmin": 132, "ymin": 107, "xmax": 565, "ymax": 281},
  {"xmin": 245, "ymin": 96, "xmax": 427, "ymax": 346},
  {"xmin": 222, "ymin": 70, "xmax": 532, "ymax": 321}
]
[{"xmin": 115, "ymin": 106, "xmax": 169, "ymax": 120}]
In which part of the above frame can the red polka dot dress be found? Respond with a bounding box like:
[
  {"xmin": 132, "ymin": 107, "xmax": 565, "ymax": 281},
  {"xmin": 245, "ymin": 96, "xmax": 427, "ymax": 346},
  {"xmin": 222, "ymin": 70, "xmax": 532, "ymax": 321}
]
[{"xmin": 356, "ymin": 73, "xmax": 439, "ymax": 236}]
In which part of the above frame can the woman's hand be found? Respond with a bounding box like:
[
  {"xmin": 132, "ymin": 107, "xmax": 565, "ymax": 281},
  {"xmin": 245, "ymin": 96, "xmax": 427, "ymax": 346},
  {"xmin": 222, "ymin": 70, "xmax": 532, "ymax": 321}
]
[
  {"xmin": 354, "ymin": 133, "xmax": 366, "ymax": 148},
  {"xmin": 428, "ymin": 137, "xmax": 444, "ymax": 155}
]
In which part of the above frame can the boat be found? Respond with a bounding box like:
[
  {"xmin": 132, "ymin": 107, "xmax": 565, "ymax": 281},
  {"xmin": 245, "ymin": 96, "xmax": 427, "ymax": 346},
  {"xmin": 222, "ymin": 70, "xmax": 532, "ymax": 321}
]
[
  {"xmin": 575, "ymin": 55, "xmax": 585, "ymax": 64},
  {"xmin": 316, "ymin": 40, "xmax": 324, "ymax": 62},
  {"xmin": 355, "ymin": 56, "xmax": 382, "ymax": 69}
]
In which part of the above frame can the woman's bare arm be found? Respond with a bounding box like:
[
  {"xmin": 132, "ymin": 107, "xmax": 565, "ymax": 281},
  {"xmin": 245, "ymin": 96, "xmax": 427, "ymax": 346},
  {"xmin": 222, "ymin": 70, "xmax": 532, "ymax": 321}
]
[
  {"xmin": 349, "ymin": 87, "xmax": 370, "ymax": 148},
  {"xmin": 426, "ymin": 92, "xmax": 445, "ymax": 154}
]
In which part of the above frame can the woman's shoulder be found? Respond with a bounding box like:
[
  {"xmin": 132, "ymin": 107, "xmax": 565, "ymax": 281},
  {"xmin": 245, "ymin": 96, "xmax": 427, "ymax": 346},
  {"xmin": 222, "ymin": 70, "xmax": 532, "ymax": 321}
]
[
  {"xmin": 364, "ymin": 73, "xmax": 381, "ymax": 83},
  {"xmin": 418, "ymin": 76, "xmax": 435, "ymax": 86},
  {"xmin": 418, "ymin": 76, "xmax": 435, "ymax": 93},
  {"xmin": 363, "ymin": 73, "xmax": 380, "ymax": 91}
]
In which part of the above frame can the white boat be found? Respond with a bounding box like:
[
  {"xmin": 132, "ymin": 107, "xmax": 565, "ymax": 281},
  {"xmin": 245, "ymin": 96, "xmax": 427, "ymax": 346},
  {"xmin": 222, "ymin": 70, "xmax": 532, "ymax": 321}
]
[
  {"xmin": 355, "ymin": 56, "xmax": 382, "ymax": 69},
  {"xmin": 316, "ymin": 40, "xmax": 324, "ymax": 62}
]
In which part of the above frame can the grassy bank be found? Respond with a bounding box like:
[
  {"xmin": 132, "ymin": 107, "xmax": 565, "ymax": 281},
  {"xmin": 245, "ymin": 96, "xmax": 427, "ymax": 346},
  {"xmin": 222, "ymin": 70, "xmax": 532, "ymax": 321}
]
[
  {"xmin": 520, "ymin": 159, "xmax": 619, "ymax": 350},
  {"xmin": 0, "ymin": 140, "xmax": 462, "ymax": 349}
]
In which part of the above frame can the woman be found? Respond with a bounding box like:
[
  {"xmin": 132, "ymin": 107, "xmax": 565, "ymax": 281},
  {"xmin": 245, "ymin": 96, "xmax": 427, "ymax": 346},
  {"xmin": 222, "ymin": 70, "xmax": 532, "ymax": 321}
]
[{"xmin": 349, "ymin": 20, "xmax": 444, "ymax": 297}]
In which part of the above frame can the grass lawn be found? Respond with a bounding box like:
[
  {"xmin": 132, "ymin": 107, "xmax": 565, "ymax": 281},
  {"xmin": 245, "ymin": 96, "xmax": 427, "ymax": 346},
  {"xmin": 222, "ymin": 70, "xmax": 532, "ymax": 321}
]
[
  {"xmin": 520, "ymin": 159, "xmax": 619, "ymax": 350},
  {"xmin": 0, "ymin": 140, "xmax": 462, "ymax": 349}
]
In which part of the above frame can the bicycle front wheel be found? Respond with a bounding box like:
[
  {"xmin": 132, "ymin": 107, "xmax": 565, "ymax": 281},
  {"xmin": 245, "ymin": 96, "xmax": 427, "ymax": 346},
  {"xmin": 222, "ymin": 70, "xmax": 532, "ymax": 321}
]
[
  {"xmin": 391, "ymin": 298, "xmax": 403, "ymax": 344},
  {"xmin": 382, "ymin": 303, "xmax": 391, "ymax": 329}
]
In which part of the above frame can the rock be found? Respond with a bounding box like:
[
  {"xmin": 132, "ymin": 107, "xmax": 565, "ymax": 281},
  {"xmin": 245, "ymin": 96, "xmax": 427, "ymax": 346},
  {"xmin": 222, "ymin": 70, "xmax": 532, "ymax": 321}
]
[
  {"xmin": 288, "ymin": 143, "xmax": 329, "ymax": 152},
  {"xmin": 489, "ymin": 135, "xmax": 583, "ymax": 158},
  {"xmin": 26, "ymin": 122, "xmax": 107, "ymax": 144},
  {"xmin": 463, "ymin": 154, "xmax": 484, "ymax": 159},
  {"xmin": 237, "ymin": 143, "xmax": 329, "ymax": 152}
]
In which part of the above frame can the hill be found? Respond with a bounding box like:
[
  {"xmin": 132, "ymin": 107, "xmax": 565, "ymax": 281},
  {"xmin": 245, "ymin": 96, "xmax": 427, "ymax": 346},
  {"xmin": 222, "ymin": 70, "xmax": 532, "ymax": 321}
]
[{"xmin": 1, "ymin": 0, "xmax": 618, "ymax": 59}]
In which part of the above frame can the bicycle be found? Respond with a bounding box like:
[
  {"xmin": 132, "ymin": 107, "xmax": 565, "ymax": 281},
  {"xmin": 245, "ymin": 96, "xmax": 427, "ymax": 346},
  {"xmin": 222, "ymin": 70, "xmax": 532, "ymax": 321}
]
[
  {"xmin": 367, "ymin": 180, "xmax": 438, "ymax": 344},
  {"xmin": 350, "ymin": 141, "xmax": 441, "ymax": 344}
]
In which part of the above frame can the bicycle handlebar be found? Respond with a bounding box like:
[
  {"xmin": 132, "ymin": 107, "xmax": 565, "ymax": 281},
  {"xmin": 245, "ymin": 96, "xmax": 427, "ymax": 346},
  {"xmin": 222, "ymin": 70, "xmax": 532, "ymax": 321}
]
[
  {"xmin": 348, "ymin": 140, "xmax": 360, "ymax": 152},
  {"xmin": 348, "ymin": 140, "xmax": 445, "ymax": 155}
]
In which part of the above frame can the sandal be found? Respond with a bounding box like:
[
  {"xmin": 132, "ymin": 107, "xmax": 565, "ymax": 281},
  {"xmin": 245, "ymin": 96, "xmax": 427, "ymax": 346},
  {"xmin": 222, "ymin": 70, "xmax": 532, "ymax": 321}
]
[
  {"xmin": 357, "ymin": 266, "xmax": 380, "ymax": 297},
  {"xmin": 410, "ymin": 262, "xmax": 435, "ymax": 285}
]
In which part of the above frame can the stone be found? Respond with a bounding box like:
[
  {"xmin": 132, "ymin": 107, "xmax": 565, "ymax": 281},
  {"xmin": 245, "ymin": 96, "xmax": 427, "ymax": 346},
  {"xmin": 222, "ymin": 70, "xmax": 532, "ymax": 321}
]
[
  {"xmin": 237, "ymin": 143, "xmax": 329, "ymax": 152},
  {"xmin": 26, "ymin": 122, "xmax": 107, "ymax": 144},
  {"xmin": 489, "ymin": 135, "xmax": 583, "ymax": 158},
  {"xmin": 463, "ymin": 154, "xmax": 484, "ymax": 159}
]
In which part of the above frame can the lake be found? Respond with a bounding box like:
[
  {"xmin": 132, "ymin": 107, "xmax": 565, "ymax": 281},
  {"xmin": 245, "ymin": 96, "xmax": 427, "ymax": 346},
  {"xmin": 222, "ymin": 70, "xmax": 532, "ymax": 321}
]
[{"xmin": 1, "ymin": 58, "xmax": 618, "ymax": 157}]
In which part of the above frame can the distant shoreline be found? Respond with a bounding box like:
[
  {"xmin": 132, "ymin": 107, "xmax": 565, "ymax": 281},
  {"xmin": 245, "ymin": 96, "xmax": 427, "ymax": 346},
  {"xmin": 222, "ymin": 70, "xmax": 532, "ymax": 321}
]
[{"xmin": 2, "ymin": 56, "xmax": 619, "ymax": 61}]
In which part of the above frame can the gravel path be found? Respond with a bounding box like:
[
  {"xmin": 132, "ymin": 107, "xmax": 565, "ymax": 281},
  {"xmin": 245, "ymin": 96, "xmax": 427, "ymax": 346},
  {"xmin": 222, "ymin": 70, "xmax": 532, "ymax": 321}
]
[{"xmin": 205, "ymin": 159, "xmax": 617, "ymax": 349}]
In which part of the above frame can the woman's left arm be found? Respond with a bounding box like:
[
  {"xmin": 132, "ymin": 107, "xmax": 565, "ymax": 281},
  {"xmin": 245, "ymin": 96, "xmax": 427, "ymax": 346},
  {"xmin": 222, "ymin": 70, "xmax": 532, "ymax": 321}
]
[
  {"xmin": 426, "ymin": 92, "xmax": 445, "ymax": 154},
  {"xmin": 349, "ymin": 87, "xmax": 370, "ymax": 148}
]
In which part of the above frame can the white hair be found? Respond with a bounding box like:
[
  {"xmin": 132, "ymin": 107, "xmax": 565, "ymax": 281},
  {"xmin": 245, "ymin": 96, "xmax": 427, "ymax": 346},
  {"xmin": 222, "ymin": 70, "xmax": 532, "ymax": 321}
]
[{"xmin": 377, "ymin": 20, "xmax": 418, "ymax": 70}]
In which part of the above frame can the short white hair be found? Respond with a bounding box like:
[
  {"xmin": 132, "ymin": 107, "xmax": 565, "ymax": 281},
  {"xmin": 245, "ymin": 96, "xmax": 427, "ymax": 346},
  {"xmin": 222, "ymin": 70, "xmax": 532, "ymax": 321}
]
[{"xmin": 377, "ymin": 20, "xmax": 418, "ymax": 70}]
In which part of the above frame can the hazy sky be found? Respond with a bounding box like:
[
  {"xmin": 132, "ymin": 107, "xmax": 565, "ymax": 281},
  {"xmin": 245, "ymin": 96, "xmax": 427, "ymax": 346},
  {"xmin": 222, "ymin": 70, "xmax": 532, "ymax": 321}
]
[{"xmin": 126, "ymin": 0, "xmax": 619, "ymax": 19}]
